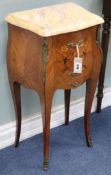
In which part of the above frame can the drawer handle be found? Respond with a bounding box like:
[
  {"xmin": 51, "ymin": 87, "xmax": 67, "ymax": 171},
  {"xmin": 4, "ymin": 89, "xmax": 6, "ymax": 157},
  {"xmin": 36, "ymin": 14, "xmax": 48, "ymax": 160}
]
[
  {"xmin": 68, "ymin": 72, "xmax": 77, "ymax": 77},
  {"xmin": 67, "ymin": 40, "xmax": 84, "ymax": 48},
  {"xmin": 67, "ymin": 42, "xmax": 75, "ymax": 48},
  {"xmin": 70, "ymin": 82, "xmax": 81, "ymax": 88}
]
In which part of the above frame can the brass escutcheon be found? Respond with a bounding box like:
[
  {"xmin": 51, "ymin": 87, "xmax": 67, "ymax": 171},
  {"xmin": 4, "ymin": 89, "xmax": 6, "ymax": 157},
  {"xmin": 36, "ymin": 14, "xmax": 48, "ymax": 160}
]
[{"xmin": 70, "ymin": 82, "xmax": 80, "ymax": 87}]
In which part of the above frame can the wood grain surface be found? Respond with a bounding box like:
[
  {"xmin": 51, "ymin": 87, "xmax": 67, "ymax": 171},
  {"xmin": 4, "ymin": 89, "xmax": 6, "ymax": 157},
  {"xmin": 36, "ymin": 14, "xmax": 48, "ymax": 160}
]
[{"xmin": 7, "ymin": 24, "xmax": 102, "ymax": 170}]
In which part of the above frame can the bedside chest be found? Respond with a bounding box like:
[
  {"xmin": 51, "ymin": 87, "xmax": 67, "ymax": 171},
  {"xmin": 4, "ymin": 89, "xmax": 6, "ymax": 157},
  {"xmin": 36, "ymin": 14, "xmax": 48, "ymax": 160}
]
[{"xmin": 5, "ymin": 2, "xmax": 103, "ymax": 170}]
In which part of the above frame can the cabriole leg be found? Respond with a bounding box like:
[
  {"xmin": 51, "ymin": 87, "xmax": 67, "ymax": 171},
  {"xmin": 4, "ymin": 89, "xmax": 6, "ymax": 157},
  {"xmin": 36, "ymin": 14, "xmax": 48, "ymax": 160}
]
[
  {"xmin": 84, "ymin": 78, "xmax": 98, "ymax": 147},
  {"xmin": 9, "ymin": 79, "xmax": 21, "ymax": 147},
  {"xmin": 39, "ymin": 88, "xmax": 54, "ymax": 170}
]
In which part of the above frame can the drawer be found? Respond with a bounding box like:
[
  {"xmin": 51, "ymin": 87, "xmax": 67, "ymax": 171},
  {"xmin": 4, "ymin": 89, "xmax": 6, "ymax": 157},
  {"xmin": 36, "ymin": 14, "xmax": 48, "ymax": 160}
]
[
  {"xmin": 52, "ymin": 29, "xmax": 94, "ymax": 89},
  {"xmin": 54, "ymin": 52, "xmax": 93, "ymax": 89},
  {"xmin": 52, "ymin": 28, "xmax": 93, "ymax": 62}
]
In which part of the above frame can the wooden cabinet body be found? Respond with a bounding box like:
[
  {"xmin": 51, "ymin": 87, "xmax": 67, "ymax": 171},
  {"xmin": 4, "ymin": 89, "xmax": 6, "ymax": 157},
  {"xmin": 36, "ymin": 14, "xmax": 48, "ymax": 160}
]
[
  {"xmin": 7, "ymin": 24, "xmax": 101, "ymax": 169},
  {"xmin": 8, "ymin": 25, "xmax": 100, "ymax": 90}
]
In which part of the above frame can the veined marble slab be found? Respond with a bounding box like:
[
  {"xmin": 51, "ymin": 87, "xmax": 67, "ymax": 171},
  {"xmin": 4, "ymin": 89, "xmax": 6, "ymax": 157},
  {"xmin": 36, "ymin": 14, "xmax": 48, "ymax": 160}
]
[{"xmin": 5, "ymin": 2, "xmax": 104, "ymax": 37}]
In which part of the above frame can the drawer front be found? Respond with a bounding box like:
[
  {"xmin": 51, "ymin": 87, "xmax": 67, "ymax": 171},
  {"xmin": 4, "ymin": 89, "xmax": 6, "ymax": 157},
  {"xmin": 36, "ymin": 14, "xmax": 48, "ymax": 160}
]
[
  {"xmin": 52, "ymin": 29, "xmax": 93, "ymax": 62},
  {"xmin": 52, "ymin": 29, "xmax": 94, "ymax": 89}
]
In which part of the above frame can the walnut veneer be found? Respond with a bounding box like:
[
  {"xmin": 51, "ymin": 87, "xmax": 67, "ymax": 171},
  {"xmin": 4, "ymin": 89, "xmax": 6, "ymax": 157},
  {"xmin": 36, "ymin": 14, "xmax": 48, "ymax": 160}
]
[{"xmin": 6, "ymin": 23, "xmax": 102, "ymax": 170}]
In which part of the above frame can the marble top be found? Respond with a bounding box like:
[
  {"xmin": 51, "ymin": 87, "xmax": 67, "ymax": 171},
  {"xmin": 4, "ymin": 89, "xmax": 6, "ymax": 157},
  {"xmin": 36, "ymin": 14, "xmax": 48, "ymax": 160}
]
[{"xmin": 5, "ymin": 2, "xmax": 104, "ymax": 37}]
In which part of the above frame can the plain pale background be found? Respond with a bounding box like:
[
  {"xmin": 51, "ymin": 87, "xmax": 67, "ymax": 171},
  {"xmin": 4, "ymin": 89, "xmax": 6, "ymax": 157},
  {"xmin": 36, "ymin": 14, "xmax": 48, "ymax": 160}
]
[{"xmin": 0, "ymin": 0, "xmax": 111, "ymax": 125}]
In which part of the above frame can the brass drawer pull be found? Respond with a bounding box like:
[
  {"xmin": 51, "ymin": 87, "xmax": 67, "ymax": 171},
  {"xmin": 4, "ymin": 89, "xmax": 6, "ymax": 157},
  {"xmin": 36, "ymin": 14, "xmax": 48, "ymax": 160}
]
[
  {"xmin": 67, "ymin": 42, "xmax": 75, "ymax": 48},
  {"xmin": 70, "ymin": 82, "xmax": 81, "ymax": 87},
  {"xmin": 68, "ymin": 72, "xmax": 77, "ymax": 77},
  {"xmin": 67, "ymin": 40, "xmax": 84, "ymax": 48}
]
